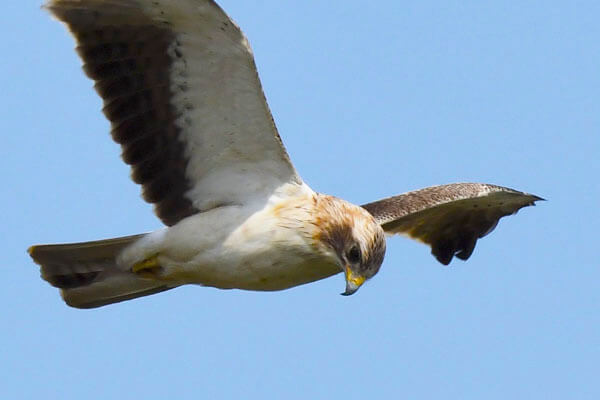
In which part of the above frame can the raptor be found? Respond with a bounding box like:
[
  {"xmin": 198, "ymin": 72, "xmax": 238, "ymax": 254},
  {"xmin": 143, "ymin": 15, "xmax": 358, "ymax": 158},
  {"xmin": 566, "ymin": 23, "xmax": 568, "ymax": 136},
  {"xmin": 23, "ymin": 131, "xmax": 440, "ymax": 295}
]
[{"xmin": 29, "ymin": 0, "xmax": 542, "ymax": 308}]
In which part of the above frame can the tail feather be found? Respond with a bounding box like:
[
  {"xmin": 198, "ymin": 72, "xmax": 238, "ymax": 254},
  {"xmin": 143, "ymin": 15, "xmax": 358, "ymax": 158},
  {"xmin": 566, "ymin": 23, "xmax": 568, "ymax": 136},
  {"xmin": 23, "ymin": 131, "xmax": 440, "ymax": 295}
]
[
  {"xmin": 29, "ymin": 234, "xmax": 176, "ymax": 309},
  {"xmin": 60, "ymin": 274, "xmax": 174, "ymax": 309}
]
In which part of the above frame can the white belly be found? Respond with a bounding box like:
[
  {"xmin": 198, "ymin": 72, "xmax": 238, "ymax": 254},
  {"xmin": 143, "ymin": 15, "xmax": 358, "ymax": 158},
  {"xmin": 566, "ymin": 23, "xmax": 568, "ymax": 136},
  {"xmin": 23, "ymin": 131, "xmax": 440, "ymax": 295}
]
[{"xmin": 124, "ymin": 195, "xmax": 341, "ymax": 291}]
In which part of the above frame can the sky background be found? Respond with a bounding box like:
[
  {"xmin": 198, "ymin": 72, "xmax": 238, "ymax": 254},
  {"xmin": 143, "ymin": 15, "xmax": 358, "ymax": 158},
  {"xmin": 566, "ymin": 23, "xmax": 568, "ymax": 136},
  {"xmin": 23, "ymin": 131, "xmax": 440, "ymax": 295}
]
[{"xmin": 3, "ymin": 1, "xmax": 599, "ymax": 399}]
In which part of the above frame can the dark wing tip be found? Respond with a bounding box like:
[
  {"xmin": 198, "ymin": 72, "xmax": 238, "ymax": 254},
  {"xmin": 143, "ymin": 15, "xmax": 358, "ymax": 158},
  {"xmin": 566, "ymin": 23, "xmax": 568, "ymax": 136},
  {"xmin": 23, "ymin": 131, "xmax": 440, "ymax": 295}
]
[
  {"xmin": 531, "ymin": 194, "xmax": 546, "ymax": 203},
  {"xmin": 429, "ymin": 190, "xmax": 542, "ymax": 265},
  {"xmin": 431, "ymin": 230, "xmax": 478, "ymax": 265},
  {"xmin": 45, "ymin": 0, "xmax": 201, "ymax": 227},
  {"xmin": 363, "ymin": 182, "xmax": 544, "ymax": 266}
]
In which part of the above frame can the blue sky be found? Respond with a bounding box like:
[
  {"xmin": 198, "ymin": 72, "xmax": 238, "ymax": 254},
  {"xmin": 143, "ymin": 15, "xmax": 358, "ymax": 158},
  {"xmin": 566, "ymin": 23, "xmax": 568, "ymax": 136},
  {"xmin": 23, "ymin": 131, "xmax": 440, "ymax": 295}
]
[{"xmin": 3, "ymin": 1, "xmax": 598, "ymax": 399}]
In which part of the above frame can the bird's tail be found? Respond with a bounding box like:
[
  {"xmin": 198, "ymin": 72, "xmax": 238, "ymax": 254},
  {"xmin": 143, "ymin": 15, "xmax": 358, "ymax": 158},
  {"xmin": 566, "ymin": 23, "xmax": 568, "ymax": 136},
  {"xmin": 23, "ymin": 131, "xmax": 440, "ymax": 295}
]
[{"xmin": 28, "ymin": 234, "xmax": 175, "ymax": 309}]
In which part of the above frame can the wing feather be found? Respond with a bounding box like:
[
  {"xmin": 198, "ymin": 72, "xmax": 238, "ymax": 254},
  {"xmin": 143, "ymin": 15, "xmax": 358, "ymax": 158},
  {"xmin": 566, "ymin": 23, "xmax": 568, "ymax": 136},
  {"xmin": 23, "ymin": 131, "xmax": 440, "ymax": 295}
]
[
  {"xmin": 46, "ymin": 0, "xmax": 300, "ymax": 226},
  {"xmin": 361, "ymin": 183, "xmax": 543, "ymax": 265}
]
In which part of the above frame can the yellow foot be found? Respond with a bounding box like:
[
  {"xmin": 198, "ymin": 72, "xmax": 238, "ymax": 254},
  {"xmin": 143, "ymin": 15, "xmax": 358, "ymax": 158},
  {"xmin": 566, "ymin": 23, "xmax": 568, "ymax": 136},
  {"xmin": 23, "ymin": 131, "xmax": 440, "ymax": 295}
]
[{"xmin": 132, "ymin": 254, "xmax": 161, "ymax": 278}]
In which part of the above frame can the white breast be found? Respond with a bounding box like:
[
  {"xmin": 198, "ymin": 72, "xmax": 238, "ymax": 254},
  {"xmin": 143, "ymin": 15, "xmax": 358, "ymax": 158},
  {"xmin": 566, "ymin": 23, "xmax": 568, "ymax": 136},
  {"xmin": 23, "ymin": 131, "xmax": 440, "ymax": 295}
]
[{"xmin": 128, "ymin": 182, "xmax": 341, "ymax": 291}]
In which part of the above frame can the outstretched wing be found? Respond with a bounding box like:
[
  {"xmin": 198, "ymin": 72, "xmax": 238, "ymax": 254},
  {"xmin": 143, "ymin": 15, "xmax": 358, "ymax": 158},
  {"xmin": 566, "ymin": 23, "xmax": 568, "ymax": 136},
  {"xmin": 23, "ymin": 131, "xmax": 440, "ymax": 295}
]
[
  {"xmin": 47, "ymin": 0, "xmax": 300, "ymax": 226},
  {"xmin": 361, "ymin": 183, "xmax": 543, "ymax": 265}
]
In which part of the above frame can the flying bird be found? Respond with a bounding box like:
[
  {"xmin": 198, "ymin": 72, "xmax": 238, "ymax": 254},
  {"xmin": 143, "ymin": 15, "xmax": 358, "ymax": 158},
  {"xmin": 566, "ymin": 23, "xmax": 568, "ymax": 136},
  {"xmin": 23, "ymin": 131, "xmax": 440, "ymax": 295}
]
[{"xmin": 29, "ymin": 0, "xmax": 542, "ymax": 309}]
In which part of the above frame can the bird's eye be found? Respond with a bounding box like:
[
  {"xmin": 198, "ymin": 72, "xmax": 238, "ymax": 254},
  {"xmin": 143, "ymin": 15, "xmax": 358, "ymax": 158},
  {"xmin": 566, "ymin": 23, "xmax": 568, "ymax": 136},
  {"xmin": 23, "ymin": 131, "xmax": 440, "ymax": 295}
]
[{"xmin": 347, "ymin": 245, "xmax": 361, "ymax": 264}]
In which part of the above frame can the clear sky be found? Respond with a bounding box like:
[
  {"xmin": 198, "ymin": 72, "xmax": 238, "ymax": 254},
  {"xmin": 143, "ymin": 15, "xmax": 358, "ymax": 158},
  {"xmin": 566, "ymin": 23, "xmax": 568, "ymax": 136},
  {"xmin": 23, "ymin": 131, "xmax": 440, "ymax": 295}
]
[{"xmin": 3, "ymin": 1, "xmax": 598, "ymax": 399}]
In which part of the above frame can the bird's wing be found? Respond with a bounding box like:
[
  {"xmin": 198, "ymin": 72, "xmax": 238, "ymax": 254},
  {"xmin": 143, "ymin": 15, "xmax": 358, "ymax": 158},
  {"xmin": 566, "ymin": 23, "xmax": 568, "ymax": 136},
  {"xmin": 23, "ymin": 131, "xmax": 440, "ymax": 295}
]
[
  {"xmin": 47, "ymin": 0, "xmax": 301, "ymax": 226},
  {"xmin": 361, "ymin": 183, "xmax": 543, "ymax": 265}
]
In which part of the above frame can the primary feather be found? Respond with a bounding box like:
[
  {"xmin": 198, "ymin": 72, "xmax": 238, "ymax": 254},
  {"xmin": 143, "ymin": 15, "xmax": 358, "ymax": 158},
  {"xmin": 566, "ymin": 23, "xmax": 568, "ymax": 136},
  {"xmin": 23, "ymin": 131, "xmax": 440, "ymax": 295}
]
[
  {"xmin": 362, "ymin": 183, "xmax": 543, "ymax": 265},
  {"xmin": 46, "ymin": 0, "xmax": 301, "ymax": 225}
]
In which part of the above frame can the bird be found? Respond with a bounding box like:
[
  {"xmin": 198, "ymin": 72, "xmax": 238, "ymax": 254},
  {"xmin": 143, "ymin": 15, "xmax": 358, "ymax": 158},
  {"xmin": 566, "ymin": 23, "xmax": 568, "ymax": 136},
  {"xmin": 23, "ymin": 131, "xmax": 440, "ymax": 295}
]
[{"xmin": 29, "ymin": 0, "xmax": 542, "ymax": 309}]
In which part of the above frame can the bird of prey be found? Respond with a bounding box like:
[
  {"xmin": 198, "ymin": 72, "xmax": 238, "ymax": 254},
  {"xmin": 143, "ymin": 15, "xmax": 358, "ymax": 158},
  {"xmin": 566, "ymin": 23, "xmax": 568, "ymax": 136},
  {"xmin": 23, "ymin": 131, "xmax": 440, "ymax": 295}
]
[{"xmin": 29, "ymin": 0, "xmax": 542, "ymax": 309}]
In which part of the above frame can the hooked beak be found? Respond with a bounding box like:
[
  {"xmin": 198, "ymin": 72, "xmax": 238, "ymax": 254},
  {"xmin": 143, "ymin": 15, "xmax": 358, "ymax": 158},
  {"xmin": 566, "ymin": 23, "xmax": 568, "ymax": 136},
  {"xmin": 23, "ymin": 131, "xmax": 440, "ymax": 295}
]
[{"xmin": 341, "ymin": 265, "xmax": 366, "ymax": 296}]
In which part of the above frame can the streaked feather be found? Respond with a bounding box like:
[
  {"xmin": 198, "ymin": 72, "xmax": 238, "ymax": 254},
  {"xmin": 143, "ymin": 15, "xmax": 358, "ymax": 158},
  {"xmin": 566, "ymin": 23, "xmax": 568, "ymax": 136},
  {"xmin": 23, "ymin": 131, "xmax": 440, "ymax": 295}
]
[
  {"xmin": 46, "ymin": 0, "xmax": 301, "ymax": 225},
  {"xmin": 362, "ymin": 183, "xmax": 543, "ymax": 265}
]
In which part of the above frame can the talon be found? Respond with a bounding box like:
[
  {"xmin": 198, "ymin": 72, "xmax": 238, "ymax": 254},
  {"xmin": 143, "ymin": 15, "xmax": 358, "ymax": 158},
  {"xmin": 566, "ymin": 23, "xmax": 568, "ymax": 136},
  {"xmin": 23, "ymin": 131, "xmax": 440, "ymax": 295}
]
[{"xmin": 132, "ymin": 255, "xmax": 161, "ymax": 276}]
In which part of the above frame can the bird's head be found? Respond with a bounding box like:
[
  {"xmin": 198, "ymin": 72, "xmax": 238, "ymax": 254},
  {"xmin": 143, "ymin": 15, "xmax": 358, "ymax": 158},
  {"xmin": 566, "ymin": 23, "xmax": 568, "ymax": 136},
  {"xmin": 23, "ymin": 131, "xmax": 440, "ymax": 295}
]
[{"xmin": 314, "ymin": 195, "xmax": 386, "ymax": 295}]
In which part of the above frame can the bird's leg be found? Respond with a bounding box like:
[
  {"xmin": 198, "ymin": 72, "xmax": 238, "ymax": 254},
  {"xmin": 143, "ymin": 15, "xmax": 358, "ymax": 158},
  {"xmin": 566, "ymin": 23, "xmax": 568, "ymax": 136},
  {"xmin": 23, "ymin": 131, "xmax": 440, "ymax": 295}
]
[{"xmin": 131, "ymin": 254, "xmax": 162, "ymax": 278}]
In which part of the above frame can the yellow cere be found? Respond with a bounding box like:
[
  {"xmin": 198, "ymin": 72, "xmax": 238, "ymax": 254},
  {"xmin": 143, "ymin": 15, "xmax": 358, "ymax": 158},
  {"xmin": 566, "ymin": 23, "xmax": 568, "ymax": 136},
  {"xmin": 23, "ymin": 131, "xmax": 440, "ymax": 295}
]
[{"xmin": 345, "ymin": 266, "xmax": 366, "ymax": 286}]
